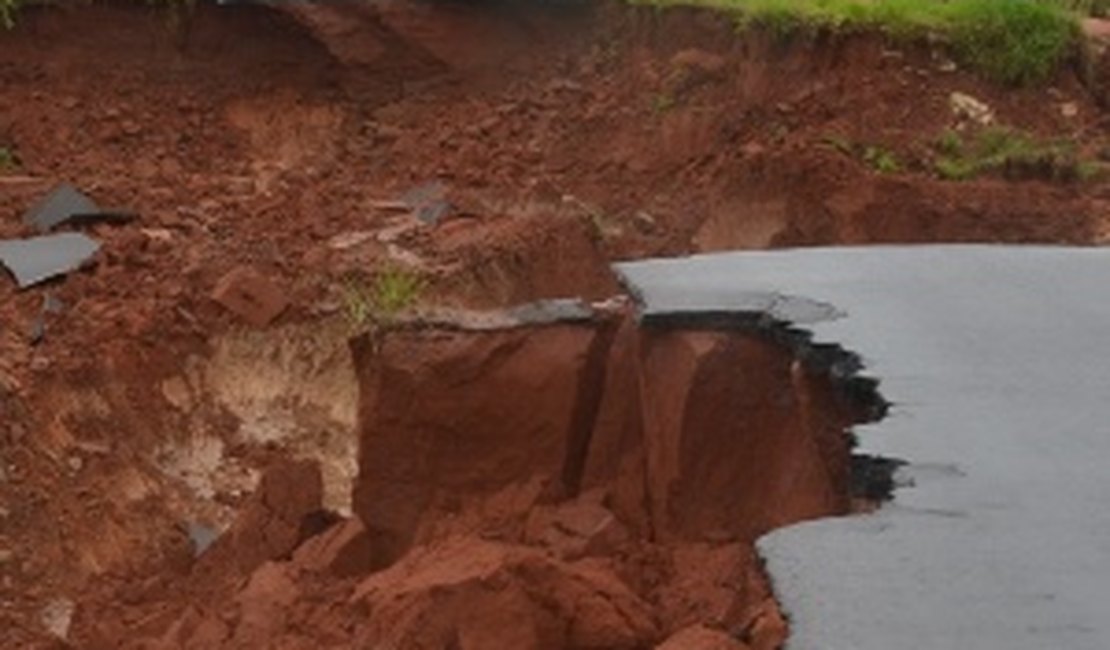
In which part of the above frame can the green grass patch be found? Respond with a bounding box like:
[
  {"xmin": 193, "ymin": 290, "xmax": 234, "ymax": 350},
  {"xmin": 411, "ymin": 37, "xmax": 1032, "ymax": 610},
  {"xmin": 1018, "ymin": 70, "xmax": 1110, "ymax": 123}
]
[
  {"xmin": 932, "ymin": 126, "xmax": 1091, "ymax": 181},
  {"xmin": 862, "ymin": 144, "xmax": 901, "ymax": 173},
  {"xmin": 821, "ymin": 134, "xmax": 902, "ymax": 173},
  {"xmin": 0, "ymin": 146, "xmax": 19, "ymax": 172},
  {"xmin": 1, "ymin": 0, "xmax": 18, "ymax": 29},
  {"xmin": 341, "ymin": 266, "xmax": 426, "ymax": 330},
  {"xmin": 635, "ymin": 0, "xmax": 1082, "ymax": 85}
]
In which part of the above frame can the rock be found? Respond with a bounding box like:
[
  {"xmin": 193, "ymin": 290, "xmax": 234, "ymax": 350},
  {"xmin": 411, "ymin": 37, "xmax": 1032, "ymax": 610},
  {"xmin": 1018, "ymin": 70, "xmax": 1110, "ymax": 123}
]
[
  {"xmin": 655, "ymin": 543, "xmax": 756, "ymax": 633},
  {"xmin": 949, "ymin": 92, "xmax": 994, "ymax": 126},
  {"xmin": 350, "ymin": 322, "xmax": 605, "ymax": 565},
  {"xmin": 936, "ymin": 58, "xmax": 958, "ymax": 73},
  {"xmin": 160, "ymin": 376, "xmax": 193, "ymax": 411},
  {"xmin": 211, "ymin": 265, "xmax": 289, "ymax": 327},
  {"xmin": 743, "ymin": 599, "xmax": 788, "ymax": 650},
  {"xmin": 40, "ymin": 597, "xmax": 75, "ymax": 640},
  {"xmin": 656, "ymin": 625, "xmax": 750, "ymax": 650},
  {"xmin": 197, "ymin": 459, "xmax": 327, "ymax": 575},
  {"xmin": 159, "ymin": 606, "xmax": 230, "ymax": 649},
  {"xmin": 524, "ymin": 494, "xmax": 629, "ymax": 560},
  {"xmin": 291, "ymin": 517, "xmax": 376, "ymax": 577},
  {"xmin": 327, "ymin": 230, "xmax": 377, "ymax": 250},
  {"xmin": 350, "ymin": 537, "xmax": 658, "ymax": 650},
  {"xmin": 1060, "ymin": 101, "xmax": 1079, "ymax": 118},
  {"xmin": 230, "ymin": 562, "xmax": 300, "ymax": 643},
  {"xmin": 0, "ymin": 548, "xmax": 13, "ymax": 564}
]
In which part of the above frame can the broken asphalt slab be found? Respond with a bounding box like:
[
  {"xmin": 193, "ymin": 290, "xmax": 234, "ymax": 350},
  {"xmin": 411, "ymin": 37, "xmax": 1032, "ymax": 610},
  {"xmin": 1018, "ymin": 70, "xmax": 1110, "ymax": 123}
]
[
  {"xmin": 23, "ymin": 183, "xmax": 136, "ymax": 233},
  {"xmin": 0, "ymin": 233, "xmax": 100, "ymax": 289},
  {"xmin": 616, "ymin": 245, "xmax": 1110, "ymax": 650}
]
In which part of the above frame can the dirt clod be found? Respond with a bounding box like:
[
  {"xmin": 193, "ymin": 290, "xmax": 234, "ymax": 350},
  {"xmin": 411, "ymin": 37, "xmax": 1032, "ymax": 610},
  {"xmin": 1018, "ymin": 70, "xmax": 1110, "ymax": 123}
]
[{"xmin": 211, "ymin": 265, "xmax": 289, "ymax": 327}]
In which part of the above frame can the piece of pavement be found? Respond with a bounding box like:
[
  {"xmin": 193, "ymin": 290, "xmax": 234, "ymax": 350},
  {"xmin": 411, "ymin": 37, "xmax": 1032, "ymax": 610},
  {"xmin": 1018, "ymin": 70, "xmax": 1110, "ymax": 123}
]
[
  {"xmin": 22, "ymin": 183, "xmax": 135, "ymax": 233},
  {"xmin": 0, "ymin": 233, "xmax": 100, "ymax": 289}
]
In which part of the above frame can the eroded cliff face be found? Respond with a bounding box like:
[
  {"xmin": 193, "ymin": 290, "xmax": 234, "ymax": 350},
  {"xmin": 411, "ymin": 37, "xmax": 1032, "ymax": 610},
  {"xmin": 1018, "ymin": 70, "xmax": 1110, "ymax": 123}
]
[
  {"xmin": 331, "ymin": 307, "xmax": 861, "ymax": 648},
  {"xmin": 69, "ymin": 306, "xmax": 865, "ymax": 649}
]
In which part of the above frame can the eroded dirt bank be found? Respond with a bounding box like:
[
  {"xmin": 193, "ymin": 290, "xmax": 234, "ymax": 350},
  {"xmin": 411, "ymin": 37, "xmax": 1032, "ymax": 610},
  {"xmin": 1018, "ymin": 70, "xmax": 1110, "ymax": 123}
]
[
  {"xmin": 61, "ymin": 303, "xmax": 872, "ymax": 649},
  {"xmin": 0, "ymin": 0, "xmax": 1107, "ymax": 647}
]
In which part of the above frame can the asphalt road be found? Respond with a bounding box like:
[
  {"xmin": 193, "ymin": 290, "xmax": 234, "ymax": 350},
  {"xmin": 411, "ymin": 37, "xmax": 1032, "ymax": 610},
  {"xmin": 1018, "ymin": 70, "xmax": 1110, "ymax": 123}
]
[{"xmin": 617, "ymin": 246, "xmax": 1110, "ymax": 650}]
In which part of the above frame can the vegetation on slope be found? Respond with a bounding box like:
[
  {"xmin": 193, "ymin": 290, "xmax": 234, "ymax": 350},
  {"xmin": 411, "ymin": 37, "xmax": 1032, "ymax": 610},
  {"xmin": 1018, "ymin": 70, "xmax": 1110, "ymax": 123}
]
[{"xmin": 638, "ymin": 0, "xmax": 1085, "ymax": 85}]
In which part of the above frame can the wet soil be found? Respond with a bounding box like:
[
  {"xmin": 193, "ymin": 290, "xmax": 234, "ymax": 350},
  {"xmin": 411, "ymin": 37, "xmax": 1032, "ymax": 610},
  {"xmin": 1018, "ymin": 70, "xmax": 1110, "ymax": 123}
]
[{"xmin": 0, "ymin": 1, "xmax": 1107, "ymax": 648}]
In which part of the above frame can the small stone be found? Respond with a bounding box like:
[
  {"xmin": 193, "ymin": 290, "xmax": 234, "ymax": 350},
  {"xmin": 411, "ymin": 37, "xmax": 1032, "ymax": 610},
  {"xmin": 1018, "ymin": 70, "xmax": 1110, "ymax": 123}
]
[
  {"xmin": 328, "ymin": 230, "xmax": 377, "ymax": 251},
  {"xmin": 40, "ymin": 598, "xmax": 75, "ymax": 640},
  {"xmin": 949, "ymin": 92, "xmax": 994, "ymax": 126},
  {"xmin": 0, "ymin": 549, "xmax": 13, "ymax": 564},
  {"xmin": 121, "ymin": 120, "xmax": 142, "ymax": 136},
  {"xmin": 160, "ymin": 377, "xmax": 193, "ymax": 411},
  {"xmin": 1060, "ymin": 102, "xmax": 1079, "ymax": 118}
]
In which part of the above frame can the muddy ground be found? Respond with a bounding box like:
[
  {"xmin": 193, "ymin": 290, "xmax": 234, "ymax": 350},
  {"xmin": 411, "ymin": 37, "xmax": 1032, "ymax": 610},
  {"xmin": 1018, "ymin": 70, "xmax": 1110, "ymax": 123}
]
[{"xmin": 0, "ymin": 1, "xmax": 1108, "ymax": 648}]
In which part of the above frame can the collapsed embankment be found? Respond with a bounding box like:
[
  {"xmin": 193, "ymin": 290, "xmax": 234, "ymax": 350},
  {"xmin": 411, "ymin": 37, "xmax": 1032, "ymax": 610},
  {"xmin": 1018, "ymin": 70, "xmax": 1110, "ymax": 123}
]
[
  {"xmin": 68, "ymin": 299, "xmax": 884, "ymax": 649},
  {"xmin": 2, "ymin": 0, "xmax": 1104, "ymax": 646}
]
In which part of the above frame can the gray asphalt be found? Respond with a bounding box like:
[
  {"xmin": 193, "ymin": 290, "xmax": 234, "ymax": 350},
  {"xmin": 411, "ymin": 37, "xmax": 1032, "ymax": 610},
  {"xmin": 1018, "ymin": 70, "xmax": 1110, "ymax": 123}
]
[{"xmin": 616, "ymin": 246, "xmax": 1110, "ymax": 650}]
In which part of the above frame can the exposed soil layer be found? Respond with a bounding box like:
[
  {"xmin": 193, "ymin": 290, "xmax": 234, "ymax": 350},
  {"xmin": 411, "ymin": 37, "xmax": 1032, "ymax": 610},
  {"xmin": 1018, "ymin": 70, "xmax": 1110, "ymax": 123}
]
[
  {"xmin": 0, "ymin": 1, "xmax": 1107, "ymax": 647},
  {"xmin": 64, "ymin": 306, "xmax": 869, "ymax": 649}
]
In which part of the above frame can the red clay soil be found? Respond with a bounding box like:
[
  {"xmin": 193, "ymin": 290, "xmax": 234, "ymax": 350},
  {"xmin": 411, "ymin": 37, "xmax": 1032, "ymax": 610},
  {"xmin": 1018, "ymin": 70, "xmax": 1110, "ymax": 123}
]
[
  {"xmin": 0, "ymin": 1, "xmax": 1108, "ymax": 648},
  {"xmin": 70, "ymin": 309, "xmax": 849, "ymax": 649}
]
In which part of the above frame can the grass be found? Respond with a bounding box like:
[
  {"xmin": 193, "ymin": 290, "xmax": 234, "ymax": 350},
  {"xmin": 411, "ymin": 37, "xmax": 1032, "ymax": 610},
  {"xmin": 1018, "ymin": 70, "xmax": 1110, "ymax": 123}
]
[
  {"xmin": 932, "ymin": 126, "xmax": 1092, "ymax": 181},
  {"xmin": 0, "ymin": 0, "xmax": 16, "ymax": 29},
  {"xmin": 635, "ymin": 0, "xmax": 1083, "ymax": 85},
  {"xmin": 863, "ymin": 145, "xmax": 901, "ymax": 173},
  {"xmin": 341, "ymin": 266, "xmax": 425, "ymax": 330},
  {"xmin": 822, "ymin": 134, "xmax": 902, "ymax": 173},
  {"xmin": 0, "ymin": 146, "xmax": 19, "ymax": 172},
  {"xmin": 651, "ymin": 92, "xmax": 676, "ymax": 114}
]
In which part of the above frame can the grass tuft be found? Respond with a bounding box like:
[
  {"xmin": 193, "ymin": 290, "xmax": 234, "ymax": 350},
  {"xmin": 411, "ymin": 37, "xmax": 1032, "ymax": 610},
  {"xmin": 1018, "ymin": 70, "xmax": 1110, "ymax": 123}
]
[
  {"xmin": 946, "ymin": 0, "xmax": 1077, "ymax": 85},
  {"xmin": 1, "ymin": 0, "xmax": 17, "ymax": 29},
  {"xmin": 341, "ymin": 266, "xmax": 425, "ymax": 330},
  {"xmin": 0, "ymin": 146, "xmax": 19, "ymax": 172},
  {"xmin": 932, "ymin": 126, "xmax": 1091, "ymax": 181}
]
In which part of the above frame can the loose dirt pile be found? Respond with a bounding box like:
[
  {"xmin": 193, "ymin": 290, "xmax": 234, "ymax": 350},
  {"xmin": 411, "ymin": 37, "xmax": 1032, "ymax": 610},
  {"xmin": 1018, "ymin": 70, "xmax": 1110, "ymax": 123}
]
[{"xmin": 0, "ymin": 1, "xmax": 1107, "ymax": 648}]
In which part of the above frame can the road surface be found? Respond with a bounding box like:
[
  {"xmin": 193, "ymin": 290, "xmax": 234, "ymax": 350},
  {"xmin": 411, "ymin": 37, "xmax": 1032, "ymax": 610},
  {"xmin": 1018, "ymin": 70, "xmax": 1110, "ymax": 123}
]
[{"xmin": 617, "ymin": 245, "xmax": 1110, "ymax": 650}]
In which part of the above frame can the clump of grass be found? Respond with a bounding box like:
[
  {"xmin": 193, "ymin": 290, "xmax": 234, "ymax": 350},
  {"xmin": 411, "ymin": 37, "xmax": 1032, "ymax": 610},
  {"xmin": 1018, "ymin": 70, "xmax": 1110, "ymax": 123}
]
[
  {"xmin": 932, "ymin": 126, "xmax": 1089, "ymax": 181},
  {"xmin": 821, "ymin": 134, "xmax": 901, "ymax": 174},
  {"xmin": 651, "ymin": 92, "xmax": 676, "ymax": 114},
  {"xmin": 0, "ymin": 0, "xmax": 18, "ymax": 29},
  {"xmin": 1058, "ymin": 0, "xmax": 1109, "ymax": 17},
  {"xmin": 342, "ymin": 266, "xmax": 425, "ymax": 329},
  {"xmin": 0, "ymin": 146, "xmax": 19, "ymax": 172},
  {"xmin": 863, "ymin": 145, "xmax": 901, "ymax": 173},
  {"xmin": 635, "ymin": 0, "xmax": 1080, "ymax": 85},
  {"xmin": 946, "ymin": 0, "xmax": 1077, "ymax": 86}
]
